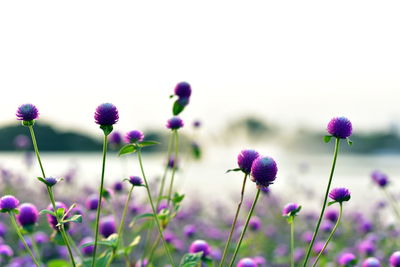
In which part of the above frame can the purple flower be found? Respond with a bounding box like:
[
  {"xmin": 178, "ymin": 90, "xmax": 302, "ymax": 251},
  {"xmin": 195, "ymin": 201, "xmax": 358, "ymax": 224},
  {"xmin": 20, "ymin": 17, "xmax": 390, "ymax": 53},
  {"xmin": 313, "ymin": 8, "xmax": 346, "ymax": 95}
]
[
  {"xmin": 166, "ymin": 117, "xmax": 184, "ymax": 130},
  {"xmin": 14, "ymin": 135, "xmax": 30, "ymax": 149},
  {"xmin": 294, "ymin": 248, "xmax": 305, "ymax": 263},
  {"xmin": 174, "ymin": 82, "xmax": 192, "ymax": 98},
  {"xmin": 94, "ymin": 103, "xmax": 119, "ymax": 126},
  {"xmin": 325, "ymin": 209, "xmax": 339, "ymax": 222},
  {"xmin": 358, "ymin": 240, "xmax": 375, "ymax": 256},
  {"xmin": 193, "ymin": 120, "xmax": 201, "ymax": 128},
  {"xmin": 129, "ymin": 176, "xmax": 143, "ymax": 186},
  {"xmin": 329, "ymin": 187, "xmax": 351, "ymax": 203},
  {"xmin": 79, "ymin": 237, "xmax": 94, "ymax": 256},
  {"xmin": 282, "ymin": 203, "xmax": 301, "ymax": 217},
  {"xmin": 390, "ymin": 251, "xmax": 400, "ymax": 267},
  {"xmin": 99, "ymin": 216, "xmax": 116, "ymax": 238},
  {"xmin": 113, "ymin": 181, "xmax": 123, "ymax": 192},
  {"xmin": 109, "ymin": 132, "xmax": 123, "ymax": 147},
  {"xmin": 249, "ymin": 216, "xmax": 262, "ymax": 231},
  {"xmin": 167, "ymin": 156, "xmax": 179, "ymax": 169},
  {"xmin": 371, "ymin": 170, "xmax": 389, "ymax": 188},
  {"xmin": 362, "ymin": 257, "xmax": 381, "ymax": 267},
  {"xmin": 0, "ymin": 195, "xmax": 19, "ymax": 211},
  {"xmin": 17, "ymin": 203, "xmax": 39, "ymax": 227},
  {"xmin": 0, "ymin": 244, "xmax": 13, "ymax": 257},
  {"xmin": 253, "ymin": 256, "xmax": 267, "ymax": 267},
  {"xmin": 34, "ymin": 232, "xmax": 49, "ymax": 244},
  {"xmin": 125, "ymin": 130, "xmax": 144, "ymax": 143},
  {"xmin": 0, "ymin": 222, "xmax": 7, "ymax": 237},
  {"xmin": 16, "ymin": 104, "xmax": 39, "ymax": 121},
  {"xmin": 183, "ymin": 224, "xmax": 197, "ymax": 238},
  {"xmin": 237, "ymin": 258, "xmax": 257, "ymax": 267},
  {"xmin": 46, "ymin": 202, "xmax": 69, "ymax": 230},
  {"xmin": 313, "ymin": 241, "xmax": 326, "ymax": 255},
  {"xmin": 250, "ymin": 156, "xmax": 278, "ymax": 188},
  {"xmin": 189, "ymin": 240, "xmax": 210, "ymax": 258},
  {"xmin": 338, "ymin": 253, "xmax": 357, "ymax": 266},
  {"xmin": 327, "ymin": 117, "xmax": 353, "ymax": 139},
  {"xmin": 85, "ymin": 195, "xmax": 99, "ymax": 211},
  {"xmin": 237, "ymin": 149, "xmax": 259, "ymax": 174},
  {"xmin": 45, "ymin": 177, "xmax": 58, "ymax": 186}
]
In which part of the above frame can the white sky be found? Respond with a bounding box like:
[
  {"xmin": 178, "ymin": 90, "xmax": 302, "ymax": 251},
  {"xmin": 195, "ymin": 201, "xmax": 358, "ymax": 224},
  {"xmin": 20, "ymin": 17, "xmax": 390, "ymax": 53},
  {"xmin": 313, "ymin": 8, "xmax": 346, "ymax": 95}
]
[{"xmin": 1, "ymin": 1, "xmax": 399, "ymax": 135}]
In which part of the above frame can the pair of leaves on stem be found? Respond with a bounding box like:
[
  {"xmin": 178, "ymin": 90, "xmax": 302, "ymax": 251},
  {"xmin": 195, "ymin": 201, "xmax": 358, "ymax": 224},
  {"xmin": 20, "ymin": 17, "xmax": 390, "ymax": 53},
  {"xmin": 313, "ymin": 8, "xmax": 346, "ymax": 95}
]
[
  {"xmin": 118, "ymin": 141, "xmax": 160, "ymax": 156},
  {"xmin": 179, "ymin": 252, "xmax": 214, "ymax": 267},
  {"xmin": 324, "ymin": 135, "xmax": 353, "ymax": 146},
  {"xmin": 39, "ymin": 203, "xmax": 82, "ymax": 226}
]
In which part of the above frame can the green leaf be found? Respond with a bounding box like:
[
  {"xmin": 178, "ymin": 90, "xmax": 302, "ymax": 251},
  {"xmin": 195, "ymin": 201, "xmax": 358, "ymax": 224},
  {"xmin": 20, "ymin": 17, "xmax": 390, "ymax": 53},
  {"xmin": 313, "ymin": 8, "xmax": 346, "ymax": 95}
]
[
  {"xmin": 328, "ymin": 201, "xmax": 337, "ymax": 206},
  {"xmin": 134, "ymin": 213, "xmax": 154, "ymax": 220},
  {"xmin": 179, "ymin": 252, "xmax": 203, "ymax": 267},
  {"xmin": 324, "ymin": 135, "xmax": 332, "ymax": 143},
  {"xmin": 47, "ymin": 259, "xmax": 70, "ymax": 267},
  {"xmin": 173, "ymin": 100, "xmax": 185, "ymax": 115},
  {"xmin": 347, "ymin": 138, "xmax": 353, "ymax": 146},
  {"xmin": 125, "ymin": 235, "xmax": 141, "ymax": 254},
  {"xmin": 102, "ymin": 189, "xmax": 111, "ymax": 200},
  {"xmin": 56, "ymin": 208, "xmax": 65, "ymax": 218},
  {"xmin": 118, "ymin": 144, "xmax": 137, "ymax": 156},
  {"xmin": 37, "ymin": 177, "xmax": 49, "ymax": 186},
  {"xmin": 172, "ymin": 193, "xmax": 185, "ymax": 204},
  {"xmin": 226, "ymin": 168, "xmax": 242, "ymax": 173},
  {"xmin": 62, "ymin": 214, "xmax": 82, "ymax": 224},
  {"xmin": 191, "ymin": 143, "xmax": 202, "ymax": 160},
  {"xmin": 39, "ymin": 209, "xmax": 56, "ymax": 217},
  {"xmin": 139, "ymin": 141, "xmax": 160, "ymax": 147}
]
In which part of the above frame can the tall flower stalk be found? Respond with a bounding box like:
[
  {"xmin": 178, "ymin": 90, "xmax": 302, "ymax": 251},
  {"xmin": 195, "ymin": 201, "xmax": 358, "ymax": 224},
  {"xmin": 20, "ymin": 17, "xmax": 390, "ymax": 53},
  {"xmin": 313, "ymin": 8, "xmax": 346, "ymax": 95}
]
[
  {"xmin": 282, "ymin": 203, "xmax": 301, "ymax": 267},
  {"xmin": 302, "ymin": 117, "xmax": 352, "ymax": 267}
]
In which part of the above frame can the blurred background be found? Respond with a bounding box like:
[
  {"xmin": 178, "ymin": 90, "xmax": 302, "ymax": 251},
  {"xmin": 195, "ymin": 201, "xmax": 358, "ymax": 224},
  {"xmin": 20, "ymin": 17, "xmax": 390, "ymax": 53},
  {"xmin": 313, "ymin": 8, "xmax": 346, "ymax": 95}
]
[{"xmin": 1, "ymin": 1, "xmax": 400, "ymax": 211}]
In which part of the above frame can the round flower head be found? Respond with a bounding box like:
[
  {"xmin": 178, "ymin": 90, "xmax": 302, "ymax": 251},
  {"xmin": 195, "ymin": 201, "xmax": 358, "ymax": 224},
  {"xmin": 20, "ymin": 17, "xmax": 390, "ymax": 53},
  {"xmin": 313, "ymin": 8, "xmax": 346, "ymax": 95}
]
[
  {"xmin": 174, "ymin": 82, "xmax": 192, "ymax": 98},
  {"xmin": 193, "ymin": 120, "xmax": 201, "ymax": 128},
  {"xmin": 237, "ymin": 258, "xmax": 257, "ymax": 267},
  {"xmin": 390, "ymin": 251, "xmax": 400, "ymax": 267},
  {"xmin": 183, "ymin": 224, "xmax": 197, "ymax": 238},
  {"xmin": 249, "ymin": 216, "xmax": 262, "ymax": 231},
  {"xmin": 85, "ymin": 194, "xmax": 99, "ymax": 211},
  {"xmin": 17, "ymin": 203, "xmax": 39, "ymax": 227},
  {"xmin": 166, "ymin": 117, "xmax": 184, "ymax": 130},
  {"xmin": 46, "ymin": 202, "xmax": 69, "ymax": 230},
  {"xmin": 129, "ymin": 176, "xmax": 143, "ymax": 186},
  {"xmin": 0, "ymin": 222, "xmax": 7, "ymax": 237},
  {"xmin": 125, "ymin": 130, "xmax": 144, "ymax": 143},
  {"xmin": 16, "ymin": 103, "xmax": 39, "ymax": 121},
  {"xmin": 99, "ymin": 216, "xmax": 116, "ymax": 238},
  {"xmin": 0, "ymin": 195, "xmax": 19, "ymax": 211},
  {"xmin": 313, "ymin": 241, "xmax": 327, "ymax": 255},
  {"xmin": 109, "ymin": 131, "xmax": 123, "ymax": 146},
  {"xmin": 325, "ymin": 209, "xmax": 339, "ymax": 222},
  {"xmin": 237, "ymin": 149, "xmax": 259, "ymax": 174},
  {"xmin": 189, "ymin": 240, "xmax": 210, "ymax": 258},
  {"xmin": 329, "ymin": 187, "xmax": 351, "ymax": 203},
  {"xmin": 45, "ymin": 177, "xmax": 57, "ymax": 187},
  {"xmin": 167, "ymin": 156, "xmax": 179, "ymax": 169},
  {"xmin": 113, "ymin": 181, "xmax": 123, "ymax": 192},
  {"xmin": 371, "ymin": 170, "xmax": 389, "ymax": 188},
  {"xmin": 327, "ymin": 117, "xmax": 353, "ymax": 139},
  {"xmin": 338, "ymin": 253, "xmax": 357, "ymax": 266},
  {"xmin": 362, "ymin": 257, "xmax": 381, "ymax": 267},
  {"xmin": 0, "ymin": 244, "xmax": 13, "ymax": 257},
  {"xmin": 358, "ymin": 240, "xmax": 375, "ymax": 256},
  {"xmin": 79, "ymin": 237, "xmax": 94, "ymax": 256},
  {"xmin": 34, "ymin": 232, "xmax": 49, "ymax": 244},
  {"xmin": 94, "ymin": 103, "xmax": 119, "ymax": 126},
  {"xmin": 250, "ymin": 156, "xmax": 278, "ymax": 188},
  {"xmin": 14, "ymin": 135, "xmax": 30, "ymax": 149},
  {"xmin": 282, "ymin": 203, "xmax": 301, "ymax": 217}
]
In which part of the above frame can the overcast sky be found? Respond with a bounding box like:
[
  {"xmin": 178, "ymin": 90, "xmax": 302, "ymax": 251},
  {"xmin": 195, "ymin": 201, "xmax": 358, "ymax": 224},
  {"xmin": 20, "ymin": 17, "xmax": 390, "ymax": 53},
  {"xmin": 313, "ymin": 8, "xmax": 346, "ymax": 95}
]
[{"xmin": 1, "ymin": 1, "xmax": 399, "ymax": 135}]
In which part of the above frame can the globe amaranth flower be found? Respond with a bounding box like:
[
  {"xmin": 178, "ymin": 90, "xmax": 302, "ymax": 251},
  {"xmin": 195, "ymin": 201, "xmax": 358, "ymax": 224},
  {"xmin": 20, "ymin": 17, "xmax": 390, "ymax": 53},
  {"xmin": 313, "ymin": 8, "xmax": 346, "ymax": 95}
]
[
  {"xmin": 174, "ymin": 82, "xmax": 192, "ymax": 98},
  {"xmin": 45, "ymin": 177, "xmax": 58, "ymax": 187},
  {"xmin": 85, "ymin": 194, "xmax": 99, "ymax": 211},
  {"xmin": 362, "ymin": 257, "xmax": 381, "ymax": 267},
  {"xmin": 16, "ymin": 104, "xmax": 39, "ymax": 121},
  {"xmin": 113, "ymin": 181, "xmax": 123, "ymax": 192},
  {"xmin": 0, "ymin": 244, "xmax": 13, "ymax": 257},
  {"xmin": 46, "ymin": 202, "xmax": 69, "ymax": 230},
  {"xmin": 79, "ymin": 237, "xmax": 94, "ymax": 256},
  {"xmin": 167, "ymin": 156, "xmax": 179, "ymax": 169},
  {"xmin": 237, "ymin": 258, "xmax": 257, "ymax": 267},
  {"xmin": 17, "ymin": 203, "xmax": 39, "ymax": 227},
  {"xmin": 125, "ymin": 130, "xmax": 144, "ymax": 143},
  {"xmin": 338, "ymin": 253, "xmax": 357, "ymax": 266},
  {"xmin": 183, "ymin": 224, "xmax": 197, "ymax": 238},
  {"xmin": 129, "ymin": 176, "xmax": 143, "ymax": 186},
  {"xmin": 237, "ymin": 149, "xmax": 259, "ymax": 174},
  {"xmin": 189, "ymin": 240, "xmax": 210, "ymax": 258},
  {"xmin": 313, "ymin": 241, "xmax": 327, "ymax": 255},
  {"xmin": 358, "ymin": 240, "xmax": 375, "ymax": 256},
  {"xmin": 166, "ymin": 117, "xmax": 184, "ymax": 130},
  {"xmin": 249, "ymin": 216, "xmax": 262, "ymax": 231},
  {"xmin": 0, "ymin": 195, "xmax": 19, "ymax": 211},
  {"xmin": 0, "ymin": 222, "xmax": 7, "ymax": 237},
  {"xmin": 94, "ymin": 103, "xmax": 119, "ymax": 126},
  {"xmin": 327, "ymin": 117, "xmax": 353, "ymax": 139},
  {"xmin": 390, "ymin": 251, "xmax": 400, "ymax": 267},
  {"xmin": 371, "ymin": 170, "xmax": 389, "ymax": 188},
  {"xmin": 34, "ymin": 232, "xmax": 49, "ymax": 244},
  {"xmin": 109, "ymin": 132, "xmax": 123, "ymax": 146},
  {"xmin": 193, "ymin": 120, "xmax": 201, "ymax": 128},
  {"xmin": 325, "ymin": 209, "xmax": 339, "ymax": 222},
  {"xmin": 329, "ymin": 187, "xmax": 351, "ymax": 203},
  {"xmin": 282, "ymin": 203, "xmax": 301, "ymax": 217},
  {"xmin": 250, "ymin": 156, "xmax": 278, "ymax": 188},
  {"xmin": 99, "ymin": 216, "xmax": 116, "ymax": 238}
]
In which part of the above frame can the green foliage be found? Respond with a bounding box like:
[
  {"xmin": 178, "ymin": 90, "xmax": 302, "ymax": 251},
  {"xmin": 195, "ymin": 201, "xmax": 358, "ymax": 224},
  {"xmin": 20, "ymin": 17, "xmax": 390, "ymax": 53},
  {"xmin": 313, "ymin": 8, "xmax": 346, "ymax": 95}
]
[{"xmin": 179, "ymin": 252, "xmax": 203, "ymax": 267}]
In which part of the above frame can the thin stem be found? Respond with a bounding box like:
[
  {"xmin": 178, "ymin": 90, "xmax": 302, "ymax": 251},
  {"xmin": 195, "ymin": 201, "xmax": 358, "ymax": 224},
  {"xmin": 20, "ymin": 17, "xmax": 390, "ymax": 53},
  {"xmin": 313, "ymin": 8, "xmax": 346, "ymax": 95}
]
[
  {"xmin": 28, "ymin": 126, "xmax": 46, "ymax": 178},
  {"xmin": 92, "ymin": 134, "xmax": 108, "ymax": 267},
  {"xmin": 302, "ymin": 138, "xmax": 340, "ymax": 267},
  {"xmin": 312, "ymin": 203, "xmax": 343, "ymax": 267},
  {"xmin": 383, "ymin": 189, "xmax": 400, "ymax": 221},
  {"xmin": 167, "ymin": 130, "xmax": 179, "ymax": 207},
  {"xmin": 228, "ymin": 188, "xmax": 261, "ymax": 267},
  {"xmin": 147, "ymin": 235, "xmax": 161, "ymax": 263},
  {"xmin": 137, "ymin": 149, "xmax": 176, "ymax": 267},
  {"xmin": 10, "ymin": 213, "xmax": 40, "ymax": 267},
  {"xmin": 156, "ymin": 133, "xmax": 174, "ymax": 208},
  {"xmin": 290, "ymin": 220, "xmax": 295, "ymax": 267},
  {"xmin": 219, "ymin": 173, "xmax": 248, "ymax": 267},
  {"xmin": 30, "ymin": 233, "xmax": 42, "ymax": 264}
]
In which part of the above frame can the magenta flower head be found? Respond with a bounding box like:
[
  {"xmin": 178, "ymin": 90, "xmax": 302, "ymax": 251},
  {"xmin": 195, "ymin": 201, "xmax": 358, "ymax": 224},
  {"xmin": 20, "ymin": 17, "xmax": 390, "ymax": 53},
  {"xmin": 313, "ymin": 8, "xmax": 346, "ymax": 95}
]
[
  {"xmin": 109, "ymin": 132, "xmax": 123, "ymax": 146},
  {"xmin": 44, "ymin": 177, "xmax": 58, "ymax": 187},
  {"xmin": 390, "ymin": 251, "xmax": 400, "ymax": 267},
  {"xmin": 250, "ymin": 156, "xmax": 278, "ymax": 188},
  {"xmin": 362, "ymin": 257, "xmax": 381, "ymax": 267},
  {"xmin": 94, "ymin": 103, "xmax": 119, "ymax": 126},
  {"xmin": 329, "ymin": 187, "xmax": 351, "ymax": 203},
  {"xmin": 174, "ymin": 82, "xmax": 192, "ymax": 98},
  {"xmin": 113, "ymin": 181, "xmax": 123, "ymax": 192},
  {"xmin": 327, "ymin": 117, "xmax": 353, "ymax": 139},
  {"xmin": 325, "ymin": 209, "xmax": 339, "ymax": 222},
  {"xmin": 17, "ymin": 203, "xmax": 39, "ymax": 227},
  {"xmin": 79, "ymin": 237, "xmax": 94, "ymax": 256},
  {"xmin": 282, "ymin": 203, "xmax": 301, "ymax": 217},
  {"xmin": 237, "ymin": 258, "xmax": 257, "ymax": 267},
  {"xmin": 237, "ymin": 149, "xmax": 259, "ymax": 174},
  {"xmin": 189, "ymin": 240, "xmax": 210, "ymax": 258},
  {"xmin": 125, "ymin": 130, "xmax": 144, "ymax": 143},
  {"xmin": 338, "ymin": 253, "xmax": 357, "ymax": 266},
  {"xmin": 166, "ymin": 117, "xmax": 184, "ymax": 130},
  {"xmin": 0, "ymin": 244, "xmax": 13, "ymax": 257},
  {"xmin": 371, "ymin": 170, "xmax": 389, "ymax": 188},
  {"xmin": 129, "ymin": 176, "xmax": 143, "ymax": 186},
  {"xmin": 249, "ymin": 216, "xmax": 262, "ymax": 231},
  {"xmin": 16, "ymin": 103, "xmax": 39, "ymax": 123},
  {"xmin": 99, "ymin": 216, "xmax": 116, "ymax": 238},
  {"xmin": 85, "ymin": 194, "xmax": 99, "ymax": 211},
  {"xmin": 0, "ymin": 195, "xmax": 19, "ymax": 212}
]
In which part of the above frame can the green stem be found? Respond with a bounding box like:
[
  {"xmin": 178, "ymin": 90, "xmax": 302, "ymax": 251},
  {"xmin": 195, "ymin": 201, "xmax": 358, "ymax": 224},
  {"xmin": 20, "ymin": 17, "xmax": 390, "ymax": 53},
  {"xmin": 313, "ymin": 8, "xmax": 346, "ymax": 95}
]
[
  {"xmin": 9, "ymin": 213, "xmax": 40, "ymax": 267},
  {"xmin": 106, "ymin": 185, "xmax": 134, "ymax": 267},
  {"xmin": 219, "ymin": 173, "xmax": 248, "ymax": 267},
  {"xmin": 156, "ymin": 133, "xmax": 174, "ymax": 208},
  {"xmin": 167, "ymin": 130, "xmax": 179, "ymax": 207},
  {"xmin": 290, "ymin": 220, "xmax": 295, "ymax": 267},
  {"xmin": 228, "ymin": 188, "xmax": 261, "ymax": 267},
  {"xmin": 147, "ymin": 234, "xmax": 161, "ymax": 263},
  {"xmin": 302, "ymin": 137, "xmax": 340, "ymax": 267},
  {"xmin": 30, "ymin": 233, "xmax": 42, "ymax": 264},
  {"xmin": 92, "ymin": 134, "xmax": 108, "ymax": 267},
  {"xmin": 137, "ymin": 149, "xmax": 176, "ymax": 267},
  {"xmin": 312, "ymin": 203, "xmax": 343, "ymax": 267},
  {"xmin": 28, "ymin": 125, "xmax": 76, "ymax": 267}
]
